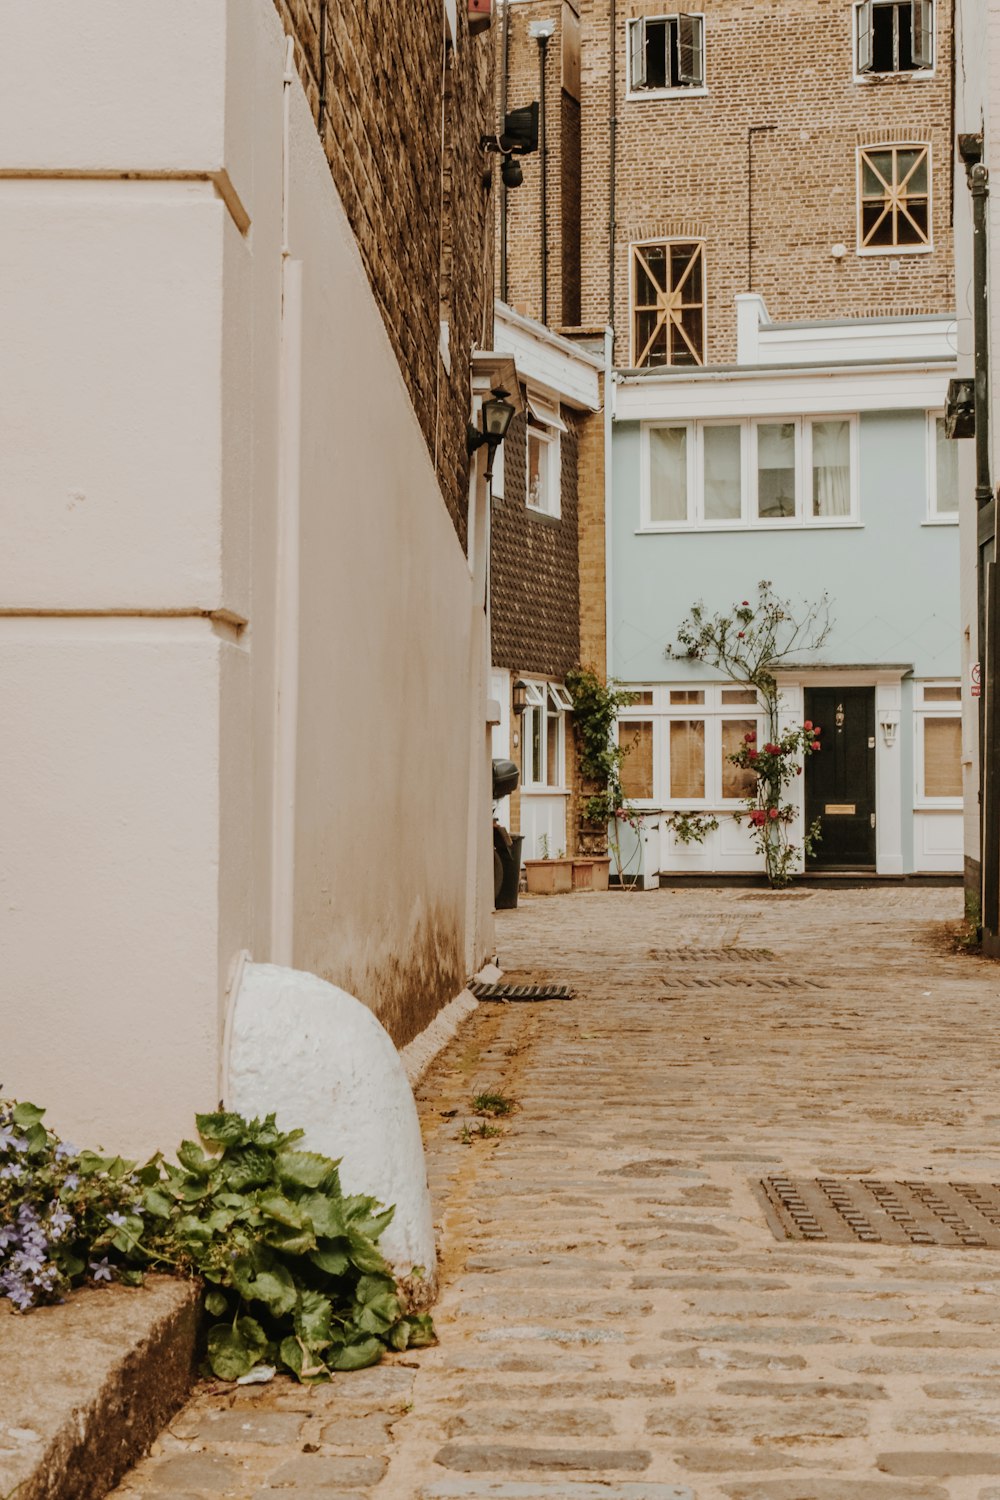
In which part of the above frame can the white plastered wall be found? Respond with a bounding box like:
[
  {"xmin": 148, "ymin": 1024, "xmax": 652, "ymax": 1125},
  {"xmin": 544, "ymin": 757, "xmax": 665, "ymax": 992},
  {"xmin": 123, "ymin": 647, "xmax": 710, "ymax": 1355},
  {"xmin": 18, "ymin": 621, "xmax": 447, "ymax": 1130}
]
[{"xmin": 0, "ymin": 0, "xmax": 491, "ymax": 1157}]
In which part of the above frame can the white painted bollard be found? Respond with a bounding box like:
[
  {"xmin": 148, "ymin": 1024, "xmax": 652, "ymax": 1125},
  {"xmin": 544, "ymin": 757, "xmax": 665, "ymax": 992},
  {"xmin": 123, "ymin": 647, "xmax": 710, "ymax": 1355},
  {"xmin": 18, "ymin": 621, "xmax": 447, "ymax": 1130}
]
[{"xmin": 226, "ymin": 963, "xmax": 437, "ymax": 1299}]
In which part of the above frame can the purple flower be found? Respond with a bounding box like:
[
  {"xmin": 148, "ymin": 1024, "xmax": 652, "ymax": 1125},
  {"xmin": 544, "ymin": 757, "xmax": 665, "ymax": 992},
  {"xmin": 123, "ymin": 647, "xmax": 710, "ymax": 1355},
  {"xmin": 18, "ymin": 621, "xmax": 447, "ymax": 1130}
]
[
  {"xmin": 89, "ymin": 1258, "xmax": 113, "ymax": 1283},
  {"xmin": 48, "ymin": 1206, "xmax": 73, "ymax": 1239},
  {"xmin": 0, "ymin": 1224, "xmax": 17, "ymax": 1250},
  {"xmin": 62, "ymin": 1174, "xmax": 80, "ymax": 1191},
  {"xmin": 54, "ymin": 1141, "xmax": 78, "ymax": 1161},
  {"xmin": 1, "ymin": 1163, "xmax": 23, "ymax": 1182},
  {"xmin": 105, "ymin": 1211, "xmax": 128, "ymax": 1229}
]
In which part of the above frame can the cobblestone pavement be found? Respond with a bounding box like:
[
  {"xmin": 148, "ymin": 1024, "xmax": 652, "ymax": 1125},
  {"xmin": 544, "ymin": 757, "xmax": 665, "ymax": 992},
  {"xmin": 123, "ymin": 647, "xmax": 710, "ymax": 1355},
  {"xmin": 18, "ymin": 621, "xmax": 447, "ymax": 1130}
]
[{"xmin": 112, "ymin": 885, "xmax": 1000, "ymax": 1500}]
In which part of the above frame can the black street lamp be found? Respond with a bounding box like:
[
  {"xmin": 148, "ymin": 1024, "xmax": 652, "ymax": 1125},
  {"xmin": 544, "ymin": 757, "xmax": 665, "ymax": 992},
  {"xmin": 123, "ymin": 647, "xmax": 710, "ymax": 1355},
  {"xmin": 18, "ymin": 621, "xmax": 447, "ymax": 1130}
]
[{"xmin": 467, "ymin": 389, "xmax": 516, "ymax": 482}]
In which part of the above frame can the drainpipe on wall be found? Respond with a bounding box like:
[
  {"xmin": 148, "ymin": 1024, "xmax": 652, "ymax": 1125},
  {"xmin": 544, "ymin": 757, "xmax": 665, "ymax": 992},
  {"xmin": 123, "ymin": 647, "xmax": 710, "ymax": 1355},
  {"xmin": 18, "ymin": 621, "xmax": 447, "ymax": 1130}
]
[
  {"xmin": 604, "ymin": 326, "xmax": 614, "ymax": 683},
  {"xmin": 273, "ymin": 40, "xmax": 304, "ymax": 966},
  {"xmin": 529, "ymin": 22, "xmax": 553, "ymax": 325},
  {"xmin": 500, "ymin": 0, "xmax": 510, "ymax": 303},
  {"xmin": 609, "ymin": 0, "xmax": 617, "ymax": 330}
]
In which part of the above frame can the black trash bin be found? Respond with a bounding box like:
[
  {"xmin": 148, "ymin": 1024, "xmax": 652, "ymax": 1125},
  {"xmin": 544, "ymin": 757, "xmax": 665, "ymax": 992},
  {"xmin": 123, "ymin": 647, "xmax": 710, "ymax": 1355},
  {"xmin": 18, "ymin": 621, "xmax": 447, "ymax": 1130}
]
[{"xmin": 494, "ymin": 827, "xmax": 524, "ymax": 909}]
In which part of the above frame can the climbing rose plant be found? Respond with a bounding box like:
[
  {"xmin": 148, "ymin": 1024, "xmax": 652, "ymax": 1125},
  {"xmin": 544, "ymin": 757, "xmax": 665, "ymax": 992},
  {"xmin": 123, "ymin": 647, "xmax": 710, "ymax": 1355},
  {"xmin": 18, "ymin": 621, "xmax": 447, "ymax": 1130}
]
[
  {"xmin": 668, "ymin": 581, "xmax": 833, "ymax": 887},
  {"xmin": 0, "ymin": 1098, "xmax": 434, "ymax": 1382}
]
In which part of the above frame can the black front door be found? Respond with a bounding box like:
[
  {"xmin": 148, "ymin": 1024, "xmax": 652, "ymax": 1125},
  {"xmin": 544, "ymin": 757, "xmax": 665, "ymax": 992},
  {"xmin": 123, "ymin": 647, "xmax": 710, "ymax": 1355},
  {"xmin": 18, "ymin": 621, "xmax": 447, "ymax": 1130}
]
[{"xmin": 804, "ymin": 687, "xmax": 877, "ymax": 869}]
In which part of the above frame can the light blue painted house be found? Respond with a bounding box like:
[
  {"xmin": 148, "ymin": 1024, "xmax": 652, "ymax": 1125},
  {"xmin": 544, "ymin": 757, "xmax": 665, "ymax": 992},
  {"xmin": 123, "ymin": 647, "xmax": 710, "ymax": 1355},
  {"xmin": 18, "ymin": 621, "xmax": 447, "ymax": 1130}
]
[{"xmin": 609, "ymin": 296, "xmax": 962, "ymax": 879}]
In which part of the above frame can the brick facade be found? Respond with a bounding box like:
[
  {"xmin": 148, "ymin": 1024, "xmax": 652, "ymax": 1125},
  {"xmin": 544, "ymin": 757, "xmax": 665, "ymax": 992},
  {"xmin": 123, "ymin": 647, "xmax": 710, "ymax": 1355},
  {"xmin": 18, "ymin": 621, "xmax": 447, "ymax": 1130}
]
[
  {"xmin": 273, "ymin": 0, "xmax": 496, "ymax": 546},
  {"xmin": 499, "ymin": 0, "xmax": 955, "ymax": 363},
  {"xmin": 492, "ymin": 411, "xmax": 582, "ymax": 678}
]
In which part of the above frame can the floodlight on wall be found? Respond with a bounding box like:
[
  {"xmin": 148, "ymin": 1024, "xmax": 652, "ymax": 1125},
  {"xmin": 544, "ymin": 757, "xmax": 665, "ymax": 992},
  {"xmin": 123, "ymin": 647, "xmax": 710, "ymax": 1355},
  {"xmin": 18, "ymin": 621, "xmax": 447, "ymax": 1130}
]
[
  {"xmin": 480, "ymin": 101, "xmax": 540, "ymax": 191},
  {"xmin": 467, "ymin": 388, "xmax": 516, "ymax": 481}
]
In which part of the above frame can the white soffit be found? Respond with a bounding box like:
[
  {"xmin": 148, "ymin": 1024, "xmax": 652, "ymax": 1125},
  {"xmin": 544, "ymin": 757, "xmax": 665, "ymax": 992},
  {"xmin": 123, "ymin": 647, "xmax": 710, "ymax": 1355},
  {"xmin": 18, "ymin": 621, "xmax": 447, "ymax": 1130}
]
[
  {"xmin": 615, "ymin": 365, "xmax": 955, "ymax": 421},
  {"xmin": 495, "ymin": 304, "xmax": 602, "ymax": 411}
]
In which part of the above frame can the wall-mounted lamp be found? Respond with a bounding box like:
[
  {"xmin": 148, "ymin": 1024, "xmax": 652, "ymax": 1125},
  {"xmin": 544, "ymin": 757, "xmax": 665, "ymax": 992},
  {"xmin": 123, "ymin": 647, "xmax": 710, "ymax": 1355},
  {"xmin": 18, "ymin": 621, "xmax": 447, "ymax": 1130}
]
[
  {"xmin": 481, "ymin": 102, "xmax": 540, "ymax": 190},
  {"xmin": 879, "ymin": 715, "xmax": 899, "ymax": 749},
  {"xmin": 945, "ymin": 376, "xmax": 976, "ymax": 439},
  {"xmin": 467, "ymin": 388, "xmax": 516, "ymax": 481},
  {"xmin": 512, "ymin": 678, "xmax": 529, "ymax": 717}
]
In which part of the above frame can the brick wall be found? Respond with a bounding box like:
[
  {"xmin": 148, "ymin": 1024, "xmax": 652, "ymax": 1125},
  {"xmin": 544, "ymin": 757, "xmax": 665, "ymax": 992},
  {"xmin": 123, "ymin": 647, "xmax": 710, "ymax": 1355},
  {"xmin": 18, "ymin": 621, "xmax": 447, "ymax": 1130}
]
[
  {"xmin": 504, "ymin": 0, "xmax": 955, "ymax": 363},
  {"xmin": 492, "ymin": 409, "xmax": 582, "ymax": 676},
  {"xmin": 273, "ymin": 0, "xmax": 496, "ymax": 545}
]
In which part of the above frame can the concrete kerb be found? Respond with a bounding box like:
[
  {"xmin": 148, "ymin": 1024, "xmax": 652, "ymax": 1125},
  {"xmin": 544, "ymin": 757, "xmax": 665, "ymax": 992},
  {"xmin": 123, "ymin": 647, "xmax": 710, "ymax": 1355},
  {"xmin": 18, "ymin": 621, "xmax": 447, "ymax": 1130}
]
[{"xmin": 0, "ymin": 1276, "xmax": 200, "ymax": 1500}]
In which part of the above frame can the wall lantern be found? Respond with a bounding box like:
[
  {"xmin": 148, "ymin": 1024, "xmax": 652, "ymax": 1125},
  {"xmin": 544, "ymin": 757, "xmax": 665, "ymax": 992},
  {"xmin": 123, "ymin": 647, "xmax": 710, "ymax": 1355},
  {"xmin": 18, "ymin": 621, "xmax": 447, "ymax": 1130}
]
[
  {"xmin": 512, "ymin": 679, "xmax": 530, "ymax": 718},
  {"xmin": 467, "ymin": 388, "xmax": 516, "ymax": 481},
  {"xmin": 945, "ymin": 376, "xmax": 976, "ymax": 440},
  {"xmin": 879, "ymin": 714, "xmax": 899, "ymax": 749}
]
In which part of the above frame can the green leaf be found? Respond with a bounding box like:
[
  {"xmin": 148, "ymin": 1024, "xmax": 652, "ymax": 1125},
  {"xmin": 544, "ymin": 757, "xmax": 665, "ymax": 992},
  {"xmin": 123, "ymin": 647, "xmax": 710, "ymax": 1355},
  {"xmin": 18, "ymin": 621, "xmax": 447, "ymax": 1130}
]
[
  {"xmin": 345, "ymin": 1226, "xmax": 389, "ymax": 1275},
  {"xmin": 401, "ymin": 1314, "xmax": 437, "ymax": 1348},
  {"xmin": 142, "ymin": 1187, "xmax": 175, "ymax": 1220},
  {"xmin": 294, "ymin": 1289, "xmax": 334, "ymax": 1349},
  {"xmin": 12, "ymin": 1102, "xmax": 45, "ymax": 1128},
  {"xmin": 354, "ymin": 1291, "xmax": 401, "ymax": 1334},
  {"xmin": 178, "ymin": 1140, "xmax": 214, "ymax": 1179},
  {"xmin": 117, "ymin": 1267, "xmax": 145, "ymax": 1287},
  {"xmin": 174, "ymin": 1214, "xmax": 213, "ymax": 1245},
  {"xmin": 309, "ymin": 1240, "xmax": 351, "ymax": 1276},
  {"xmin": 196, "ymin": 1111, "xmax": 250, "ymax": 1148},
  {"xmin": 262, "ymin": 1222, "xmax": 317, "ymax": 1256},
  {"xmin": 204, "ymin": 1289, "xmax": 229, "ymax": 1316},
  {"xmin": 355, "ymin": 1205, "xmax": 395, "ymax": 1241},
  {"xmin": 259, "ymin": 1193, "xmax": 305, "ymax": 1229},
  {"xmin": 206, "ymin": 1316, "xmax": 267, "ymax": 1381},
  {"xmin": 276, "ymin": 1150, "xmax": 338, "ymax": 1191},
  {"xmin": 222, "ymin": 1148, "xmax": 275, "ymax": 1192},
  {"xmin": 326, "ymin": 1337, "xmax": 383, "ymax": 1372},
  {"xmin": 232, "ymin": 1259, "xmax": 298, "ymax": 1318},
  {"xmin": 299, "ymin": 1192, "xmax": 346, "ymax": 1239}
]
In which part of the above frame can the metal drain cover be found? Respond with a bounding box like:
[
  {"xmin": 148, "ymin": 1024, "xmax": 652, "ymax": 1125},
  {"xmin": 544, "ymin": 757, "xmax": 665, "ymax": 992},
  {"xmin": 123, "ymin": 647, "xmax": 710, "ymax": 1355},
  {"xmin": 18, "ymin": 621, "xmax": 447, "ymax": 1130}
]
[
  {"xmin": 759, "ymin": 1176, "xmax": 1000, "ymax": 1248},
  {"xmin": 469, "ymin": 982, "xmax": 575, "ymax": 1001}
]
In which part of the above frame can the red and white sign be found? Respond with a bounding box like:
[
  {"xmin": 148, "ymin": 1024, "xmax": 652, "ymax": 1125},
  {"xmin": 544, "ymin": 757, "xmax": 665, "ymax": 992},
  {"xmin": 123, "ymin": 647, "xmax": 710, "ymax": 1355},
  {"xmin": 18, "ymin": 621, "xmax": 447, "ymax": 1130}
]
[{"xmin": 972, "ymin": 661, "xmax": 982, "ymax": 699}]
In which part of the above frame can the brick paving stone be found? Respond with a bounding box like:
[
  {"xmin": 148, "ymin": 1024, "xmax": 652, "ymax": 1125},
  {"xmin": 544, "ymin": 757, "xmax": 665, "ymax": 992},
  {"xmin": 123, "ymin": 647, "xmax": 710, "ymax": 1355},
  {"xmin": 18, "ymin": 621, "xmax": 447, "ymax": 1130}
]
[{"xmin": 116, "ymin": 888, "xmax": 1000, "ymax": 1500}]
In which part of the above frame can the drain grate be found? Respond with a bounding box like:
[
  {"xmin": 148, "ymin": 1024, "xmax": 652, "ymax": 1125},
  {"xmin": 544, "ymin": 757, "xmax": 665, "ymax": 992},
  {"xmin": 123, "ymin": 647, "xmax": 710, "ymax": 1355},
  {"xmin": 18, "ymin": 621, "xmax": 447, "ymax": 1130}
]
[
  {"xmin": 661, "ymin": 974, "xmax": 828, "ymax": 991},
  {"xmin": 740, "ymin": 891, "xmax": 815, "ymax": 901},
  {"xmin": 469, "ymin": 981, "xmax": 575, "ymax": 1001},
  {"xmin": 650, "ymin": 947, "xmax": 776, "ymax": 964},
  {"xmin": 759, "ymin": 1176, "xmax": 1000, "ymax": 1248}
]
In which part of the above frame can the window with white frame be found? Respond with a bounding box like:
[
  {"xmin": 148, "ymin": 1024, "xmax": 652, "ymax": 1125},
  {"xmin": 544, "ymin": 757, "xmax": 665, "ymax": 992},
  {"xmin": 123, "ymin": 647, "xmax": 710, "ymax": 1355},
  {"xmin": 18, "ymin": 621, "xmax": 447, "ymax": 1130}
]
[
  {"xmin": 617, "ymin": 685, "xmax": 765, "ymax": 806},
  {"xmin": 927, "ymin": 412, "xmax": 958, "ymax": 521},
  {"xmin": 856, "ymin": 0, "xmax": 933, "ymax": 75},
  {"xmin": 858, "ymin": 144, "xmax": 931, "ymax": 252},
  {"xmin": 520, "ymin": 681, "xmax": 573, "ymax": 790},
  {"xmin": 628, "ymin": 13, "xmax": 705, "ymax": 93},
  {"xmin": 525, "ymin": 391, "xmax": 564, "ymax": 517},
  {"xmin": 914, "ymin": 682, "xmax": 962, "ymax": 803},
  {"xmin": 632, "ymin": 241, "xmax": 705, "ymax": 368},
  {"xmin": 642, "ymin": 416, "xmax": 859, "ymax": 530}
]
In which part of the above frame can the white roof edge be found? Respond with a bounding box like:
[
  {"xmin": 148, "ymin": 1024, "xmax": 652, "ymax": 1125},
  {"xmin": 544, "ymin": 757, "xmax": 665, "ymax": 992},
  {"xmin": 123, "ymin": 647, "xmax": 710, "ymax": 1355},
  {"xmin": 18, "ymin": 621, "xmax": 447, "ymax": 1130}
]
[
  {"xmin": 494, "ymin": 301, "xmax": 606, "ymax": 371},
  {"xmin": 617, "ymin": 358, "xmax": 957, "ymax": 385}
]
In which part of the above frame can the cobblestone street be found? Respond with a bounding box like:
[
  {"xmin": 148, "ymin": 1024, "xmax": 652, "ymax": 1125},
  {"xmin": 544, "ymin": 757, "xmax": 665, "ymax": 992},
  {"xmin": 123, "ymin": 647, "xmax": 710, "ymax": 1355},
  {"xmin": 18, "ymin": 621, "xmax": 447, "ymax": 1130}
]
[{"xmin": 112, "ymin": 885, "xmax": 1000, "ymax": 1500}]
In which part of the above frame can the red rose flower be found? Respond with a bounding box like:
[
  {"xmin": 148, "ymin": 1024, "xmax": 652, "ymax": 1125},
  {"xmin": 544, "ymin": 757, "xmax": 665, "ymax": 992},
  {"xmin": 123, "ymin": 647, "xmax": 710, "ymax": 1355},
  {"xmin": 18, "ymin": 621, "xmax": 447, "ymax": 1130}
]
[
  {"xmin": 748, "ymin": 749, "xmax": 758, "ymax": 760},
  {"xmin": 813, "ymin": 725, "xmax": 822, "ymax": 734},
  {"xmin": 812, "ymin": 742, "xmax": 821, "ymax": 752},
  {"xmin": 796, "ymin": 766, "xmax": 802, "ymax": 775},
  {"xmin": 742, "ymin": 600, "xmax": 750, "ymax": 606},
  {"xmin": 743, "ymin": 732, "xmax": 754, "ymax": 743},
  {"xmin": 737, "ymin": 631, "xmax": 745, "ymax": 638},
  {"xmin": 768, "ymin": 808, "xmax": 779, "ymax": 820},
  {"xmin": 803, "ymin": 720, "xmax": 813, "ymax": 731}
]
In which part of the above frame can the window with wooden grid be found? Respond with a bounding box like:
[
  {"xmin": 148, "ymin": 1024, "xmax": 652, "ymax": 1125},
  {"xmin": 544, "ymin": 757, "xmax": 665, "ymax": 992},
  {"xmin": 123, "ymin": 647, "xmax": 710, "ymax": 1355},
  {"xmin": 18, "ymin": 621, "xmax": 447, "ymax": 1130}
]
[
  {"xmin": 859, "ymin": 145, "xmax": 930, "ymax": 251},
  {"xmin": 620, "ymin": 721, "xmax": 655, "ymax": 799},
  {"xmin": 632, "ymin": 241, "xmax": 705, "ymax": 367},
  {"xmin": 915, "ymin": 683, "xmax": 963, "ymax": 804}
]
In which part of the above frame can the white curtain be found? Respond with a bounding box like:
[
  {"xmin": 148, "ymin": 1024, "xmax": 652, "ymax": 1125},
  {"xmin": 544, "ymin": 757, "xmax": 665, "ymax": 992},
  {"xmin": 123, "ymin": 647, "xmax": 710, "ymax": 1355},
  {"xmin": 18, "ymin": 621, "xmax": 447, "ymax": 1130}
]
[
  {"xmin": 650, "ymin": 427, "xmax": 688, "ymax": 523},
  {"xmin": 812, "ymin": 420, "xmax": 851, "ymax": 518}
]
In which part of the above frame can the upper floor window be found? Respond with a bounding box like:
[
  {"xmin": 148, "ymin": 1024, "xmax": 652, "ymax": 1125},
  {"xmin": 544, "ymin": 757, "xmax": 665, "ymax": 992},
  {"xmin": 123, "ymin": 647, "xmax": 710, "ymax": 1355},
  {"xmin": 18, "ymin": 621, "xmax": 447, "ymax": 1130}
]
[
  {"xmin": 858, "ymin": 144, "xmax": 931, "ymax": 252},
  {"xmin": 525, "ymin": 391, "xmax": 564, "ymax": 518},
  {"xmin": 628, "ymin": 14, "xmax": 705, "ymax": 94},
  {"xmin": 857, "ymin": 0, "xmax": 933, "ymax": 75},
  {"xmin": 641, "ymin": 416, "xmax": 859, "ymax": 530},
  {"xmin": 632, "ymin": 241, "xmax": 705, "ymax": 368}
]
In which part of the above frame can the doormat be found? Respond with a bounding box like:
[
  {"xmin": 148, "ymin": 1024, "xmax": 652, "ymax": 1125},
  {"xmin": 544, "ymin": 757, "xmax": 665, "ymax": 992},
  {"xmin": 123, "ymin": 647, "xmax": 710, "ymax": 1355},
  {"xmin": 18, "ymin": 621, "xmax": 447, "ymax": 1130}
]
[
  {"xmin": 758, "ymin": 1176, "xmax": 1000, "ymax": 1248},
  {"xmin": 469, "ymin": 981, "xmax": 575, "ymax": 1001}
]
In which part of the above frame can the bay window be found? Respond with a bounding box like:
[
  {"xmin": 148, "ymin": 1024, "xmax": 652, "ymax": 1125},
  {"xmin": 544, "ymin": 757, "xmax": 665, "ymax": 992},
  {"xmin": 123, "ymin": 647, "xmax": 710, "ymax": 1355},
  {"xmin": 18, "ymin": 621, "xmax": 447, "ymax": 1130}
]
[{"xmin": 617, "ymin": 685, "xmax": 766, "ymax": 806}]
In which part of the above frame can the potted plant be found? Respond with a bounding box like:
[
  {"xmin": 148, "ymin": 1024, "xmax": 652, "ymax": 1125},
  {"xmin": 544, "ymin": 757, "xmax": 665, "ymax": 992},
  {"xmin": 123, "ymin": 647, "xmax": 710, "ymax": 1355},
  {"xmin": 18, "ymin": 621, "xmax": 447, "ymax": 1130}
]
[
  {"xmin": 565, "ymin": 667, "xmax": 640, "ymax": 889},
  {"xmin": 523, "ymin": 836, "xmax": 574, "ymax": 895}
]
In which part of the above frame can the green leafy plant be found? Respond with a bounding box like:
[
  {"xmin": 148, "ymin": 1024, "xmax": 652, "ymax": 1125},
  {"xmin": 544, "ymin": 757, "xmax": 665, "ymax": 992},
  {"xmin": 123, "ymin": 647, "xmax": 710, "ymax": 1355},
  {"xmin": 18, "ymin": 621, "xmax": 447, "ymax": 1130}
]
[
  {"xmin": 664, "ymin": 811, "xmax": 720, "ymax": 845},
  {"xmin": 0, "ymin": 1100, "xmax": 434, "ymax": 1383},
  {"xmin": 460, "ymin": 1121, "xmax": 502, "ymax": 1143},
  {"xmin": 668, "ymin": 581, "xmax": 832, "ymax": 887},
  {"xmin": 565, "ymin": 666, "xmax": 643, "ymax": 884}
]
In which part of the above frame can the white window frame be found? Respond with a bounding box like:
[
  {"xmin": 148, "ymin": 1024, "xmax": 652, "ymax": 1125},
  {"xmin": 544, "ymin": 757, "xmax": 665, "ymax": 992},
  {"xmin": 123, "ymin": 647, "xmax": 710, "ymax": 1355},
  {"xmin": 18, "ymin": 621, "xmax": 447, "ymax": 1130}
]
[
  {"xmin": 853, "ymin": 0, "xmax": 936, "ymax": 81},
  {"xmin": 926, "ymin": 409, "xmax": 959, "ymax": 524},
  {"xmin": 626, "ymin": 13, "xmax": 708, "ymax": 100},
  {"xmin": 913, "ymin": 681, "xmax": 963, "ymax": 807},
  {"xmin": 520, "ymin": 680, "xmax": 570, "ymax": 792},
  {"xmin": 856, "ymin": 142, "xmax": 933, "ymax": 257},
  {"xmin": 525, "ymin": 400, "xmax": 563, "ymax": 519},
  {"xmin": 616, "ymin": 685, "xmax": 767, "ymax": 809},
  {"xmin": 639, "ymin": 416, "xmax": 860, "ymax": 532}
]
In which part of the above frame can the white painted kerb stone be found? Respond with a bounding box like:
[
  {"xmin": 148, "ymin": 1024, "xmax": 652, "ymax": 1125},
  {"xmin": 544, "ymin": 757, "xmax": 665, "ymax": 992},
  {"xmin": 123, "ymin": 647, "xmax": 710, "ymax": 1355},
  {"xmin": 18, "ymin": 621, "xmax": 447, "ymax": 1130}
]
[{"xmin": 226, "ymin": 963, "xmax": 436, "ymax": 1290}]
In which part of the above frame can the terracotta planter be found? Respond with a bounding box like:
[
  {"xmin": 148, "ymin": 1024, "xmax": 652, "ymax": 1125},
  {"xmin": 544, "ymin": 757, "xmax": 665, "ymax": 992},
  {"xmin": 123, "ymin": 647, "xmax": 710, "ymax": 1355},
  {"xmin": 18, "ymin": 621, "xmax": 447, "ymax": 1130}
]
[
  {"xmin": 589, "ymin": 856, "xmax": 611, "ymax": 892},
  {"xmin": 523, "ymin": 858, "xmax": 574, "ymax": 895},
  {"xmin": 571, "ymin": 859, "xmax": 594, "ymax": 891}
]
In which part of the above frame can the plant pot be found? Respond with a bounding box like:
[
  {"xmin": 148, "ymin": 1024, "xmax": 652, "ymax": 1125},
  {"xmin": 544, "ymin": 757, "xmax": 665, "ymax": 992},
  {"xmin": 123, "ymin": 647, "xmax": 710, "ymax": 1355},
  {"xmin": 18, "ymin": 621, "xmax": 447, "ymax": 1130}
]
[
  {"xmin": 589, "ymin": 856, "xmax": 611, "ymax": 892},
  {"xmin": 523, "ymin": 858, "xmax": 574, "ymax": 895},
  {"xmin": 571, "ymin": 859, "xmax": 594, "ymax": 891}
]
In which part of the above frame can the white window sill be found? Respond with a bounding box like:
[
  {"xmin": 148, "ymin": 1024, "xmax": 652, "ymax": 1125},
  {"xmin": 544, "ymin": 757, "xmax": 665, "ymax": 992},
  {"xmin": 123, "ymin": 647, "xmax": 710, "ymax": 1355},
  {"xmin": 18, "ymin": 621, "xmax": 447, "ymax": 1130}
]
[
  {"xmin": 526, "ymin": 503, "xmax": 562, "ymax": 521},
  {"xmin": 625, "ymin": 86, "xmax": 709, "ymax": 102},
  {"xmin": 856, "ymin": 243, "xmax": 934, "ymax": 257},
  {"xmin": 635, "ymin": 521, "xmax": 863, "ymax": 534},
  {"xmin": 922, "ymin": 516, "xmax": 959, "ymax": 526},
  {"xmin": 521, "ymin": 785, "xmax": 570, "ymax": 796},
  {"xmin": 914, "ymin": 801, "xmax": 964, "ymax": 811},
  {"xmin": 853, "ymin": 69, "xmax": 936, "ymax": 83}
]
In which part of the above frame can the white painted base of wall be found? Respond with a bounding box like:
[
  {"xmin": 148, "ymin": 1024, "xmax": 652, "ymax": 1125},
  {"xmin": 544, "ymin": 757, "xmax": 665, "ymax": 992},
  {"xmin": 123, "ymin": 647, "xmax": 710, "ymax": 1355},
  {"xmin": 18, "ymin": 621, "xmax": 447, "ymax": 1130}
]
[
  {"xmin": 400, "ymin": 988, "xmax": 479, "ymax": 1088},
  {"xmin": 226, "ymin": 963, "xmax": 436, "ymax": 1292}
]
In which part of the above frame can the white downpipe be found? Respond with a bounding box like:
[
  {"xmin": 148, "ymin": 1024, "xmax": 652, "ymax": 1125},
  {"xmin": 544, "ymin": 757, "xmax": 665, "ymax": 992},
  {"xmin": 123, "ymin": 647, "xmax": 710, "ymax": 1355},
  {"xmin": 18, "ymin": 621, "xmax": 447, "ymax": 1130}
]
[
  {"xmin": 604, "ymin": 325, "xmax": 615, "ymax": 680},
  {"xmin": 272, "ymin": 44, "xmax": 303, "ymax": 965}
]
